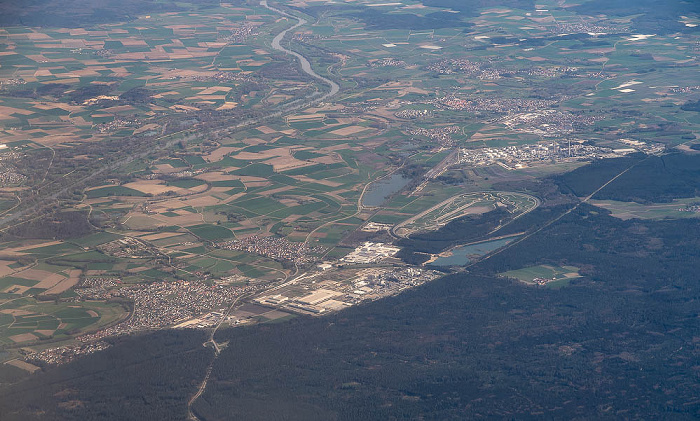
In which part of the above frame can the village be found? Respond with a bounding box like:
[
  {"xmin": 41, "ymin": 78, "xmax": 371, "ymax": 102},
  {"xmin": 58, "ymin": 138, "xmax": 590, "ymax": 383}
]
[
  {"xmin": 23, "ymin": 240, "xmax": 440, "ymax": 365},
  {"xmin": 217, "ymin": 235, "xmax": 324, "ymax": 265}
]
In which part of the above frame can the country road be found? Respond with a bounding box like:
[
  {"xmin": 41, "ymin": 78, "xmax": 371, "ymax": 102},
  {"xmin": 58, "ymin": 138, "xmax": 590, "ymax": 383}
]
[
  {"xmin": 0, "ymin": 134, "xmax": 187, "ymax": 229},
  {"xmin": 187, "ymin": 292, "xmax": 250, "ymax": 421},
  {"xmin": 0, "ymin": 1, "xmax": 340, "ymax": 234},
  {"xmin": 187, "ymin": 5, "xmax": 340, "ymax": 419}
]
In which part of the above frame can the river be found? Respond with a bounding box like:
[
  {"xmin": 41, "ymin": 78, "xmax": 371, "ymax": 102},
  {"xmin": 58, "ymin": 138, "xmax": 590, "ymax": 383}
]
[
  {"xmin": 261, "ymin": 0, "xmax": 340, "ymax": 101},
  {"xmin": 188, "ymin": 6, "xmax": 340, "ymax": 419}
]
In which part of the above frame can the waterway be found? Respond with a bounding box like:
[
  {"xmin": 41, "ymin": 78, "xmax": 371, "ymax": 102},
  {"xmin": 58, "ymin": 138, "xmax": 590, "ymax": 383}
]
[
  {"xmin": 189, "ymin": 7, "xmax": 339, "ymax": 419},
  {"xmin": 431, "ymin": 237, "xmax": 519, "ymax": 266},
  {"xmin": 361, "ymin": 173, "xmax": 411, "ymax": 208},
  {"xmin": 261, "ymin": 0, "xmax": 340, "ymax": 101}
]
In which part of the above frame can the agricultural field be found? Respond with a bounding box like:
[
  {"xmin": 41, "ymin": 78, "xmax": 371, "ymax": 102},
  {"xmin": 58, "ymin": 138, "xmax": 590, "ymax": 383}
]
[
  {"xmin": 0, "ymin": 0, "xmax": 697, "ymax": 385},
  {"xmin": 0, "ymin": 2, "xmax": 300, "ymax": 144},
  {"xmin": 0, "ymin": 300, "xmax": 126, "ymax": 347},
  {"xmin": 294, "ymin": 0, "xmax": 700, "ymax": 151}
]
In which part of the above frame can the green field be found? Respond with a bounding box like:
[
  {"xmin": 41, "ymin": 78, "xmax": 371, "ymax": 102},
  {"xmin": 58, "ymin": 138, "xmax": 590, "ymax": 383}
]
[
  {"xmin": 188, "ymin": 225, "xmax": 235, "ymax": 241},
  {"xmin": 500, "ymin": 265, "xmax": 582, "ymax": 288},
  {"xmin": 86, "ymin": 186, "xmax": 147, "ymax": 198},
  {"xmin": 590, "ymin": 198, "xmax": 700, "ymax": 220},
  {"xmin": 0, "ymin": 299, "xmax": 127, "ymax": 352}
]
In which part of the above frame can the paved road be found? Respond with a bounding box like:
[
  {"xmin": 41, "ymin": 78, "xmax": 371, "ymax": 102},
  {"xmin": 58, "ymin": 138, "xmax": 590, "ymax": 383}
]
[
  {"xmin": 0, "ymin": 134, "xmax": 188, "ymax": 229},
  {"xmin": 187, "ymin": 292, "xmax": 250, "ymax": 421},
  {"xmin": 1, "ymin": 3, "xmax": 340, "ymax": 232},
  {"xmin": 392, "ymin": 191, "xmax": 540, "ymax": 238},
  {"xmin": 470, "ymin": 157, "xmax": 645, "ymax": 268},
  {"xmin": 411, "ymin": 148, "xmax": 459, "ymax": 196}
]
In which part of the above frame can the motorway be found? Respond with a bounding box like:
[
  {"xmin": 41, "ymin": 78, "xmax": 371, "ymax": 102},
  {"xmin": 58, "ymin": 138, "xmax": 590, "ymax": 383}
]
[{"xmin": 0, "ymin": 2, "xmax": 341, "ymax": 235}]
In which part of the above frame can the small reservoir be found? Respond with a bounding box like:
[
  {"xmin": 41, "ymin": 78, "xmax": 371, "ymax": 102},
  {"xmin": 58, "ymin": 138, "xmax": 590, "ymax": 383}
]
[
  {"xmin": 431, "ymin": 237, "xmax": 518, "ymax": 266},
  {"xmin": 361, "ymin": 174, "xmax": 411, "ymax": 208}
]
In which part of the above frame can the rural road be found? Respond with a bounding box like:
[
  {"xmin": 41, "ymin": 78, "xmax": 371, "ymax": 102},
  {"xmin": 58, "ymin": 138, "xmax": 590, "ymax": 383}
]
[
  {"xmin": 0, "ymin": 2, "xmax": 340, "ymax": 233},
  {"xmin": 187, "ymin": 292, "xmax": 250, "ymax": 421},
  {"xmin": 187, "ymin": 12, "xmax": 344, "ymax": 414}
]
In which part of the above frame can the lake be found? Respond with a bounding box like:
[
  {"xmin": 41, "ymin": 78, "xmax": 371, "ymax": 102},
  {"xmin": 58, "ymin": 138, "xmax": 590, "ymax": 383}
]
[
  {"xmin": 361, "ymin": 174, "xmax": 411, "ymax": 208},
  {"xmin": 431, "ymin": 237, "xmax": 518, "ymax": 266}
]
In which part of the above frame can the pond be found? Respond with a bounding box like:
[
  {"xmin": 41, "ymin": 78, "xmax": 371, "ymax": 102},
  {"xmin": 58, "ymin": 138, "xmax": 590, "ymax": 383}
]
[
  {"xmin": 361, "ymin": 173, "xmax": 411, "ymax": 208},
  {"xmin": 431, "ymin": 237, "xmax": 519, "ymax": 266}
]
